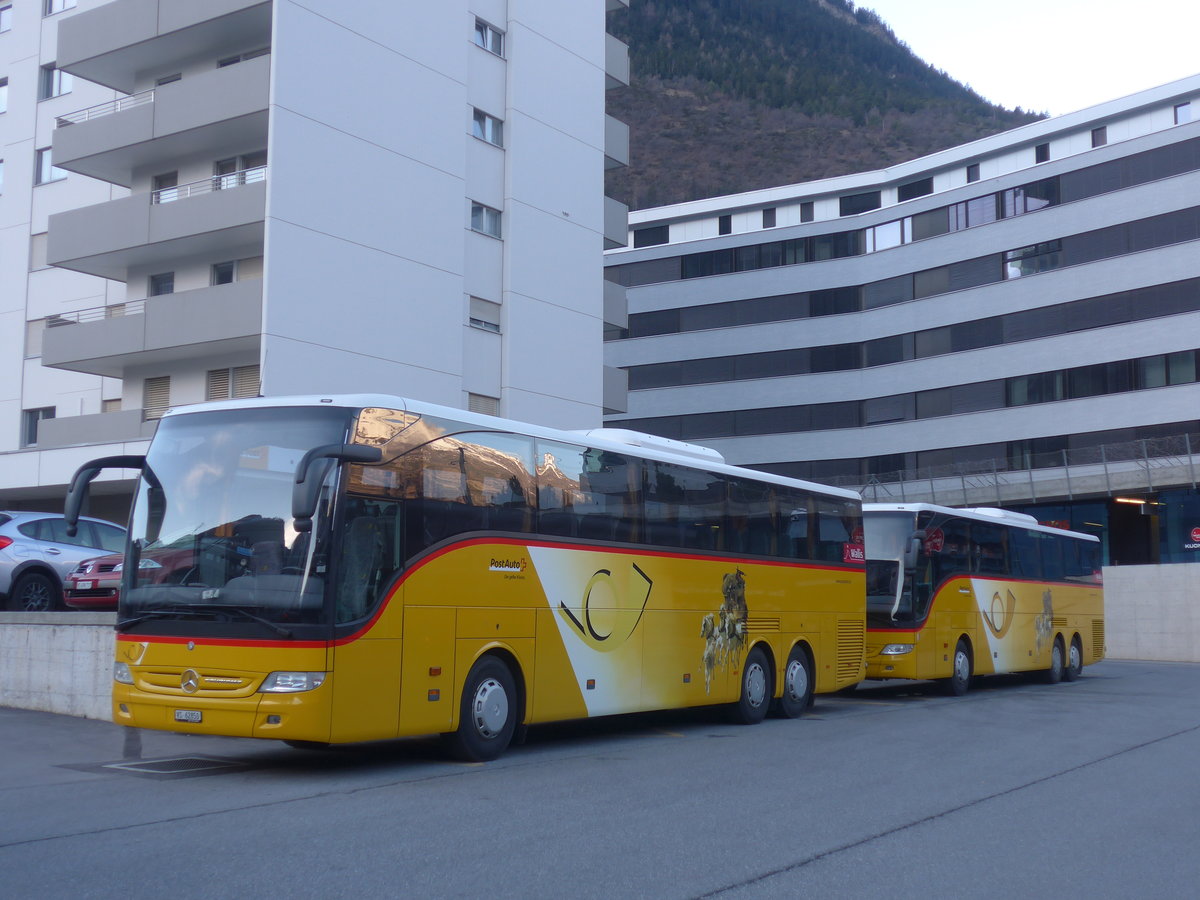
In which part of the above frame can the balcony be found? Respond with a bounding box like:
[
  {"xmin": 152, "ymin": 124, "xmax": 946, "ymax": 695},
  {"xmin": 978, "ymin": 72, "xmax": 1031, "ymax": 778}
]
[
  {"xmin": 47, "ymin": 169, "xmax": 266, "ymax": 281},
  {"xmin": 42, "ymin": 280, "xmax": 264, "ymax": 378},
  {"xmin": 604, "ymin": 114, "xmax": 630, "ymax": 170},
  {"xmin": 35, "ymin": 410, "xmax": 159, "ymax": 451},
  {"xmin": 52, "ymin": 55, "xmax": 269, "ymax": 187},
  {"xmin": 57, "ymin": 0, "xmax": 271, "ymax": 94},
  {"xmin": 604, "ymin": 195, "xmax": 629, "ymax": 250},
  {"xmin": 605, "ymin": 33, "xmax": 630, "ymax": 90}
]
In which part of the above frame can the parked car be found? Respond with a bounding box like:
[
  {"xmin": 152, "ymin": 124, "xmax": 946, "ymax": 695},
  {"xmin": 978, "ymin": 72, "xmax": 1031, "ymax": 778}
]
[
  {"xmin": 63, "ymin": 553, "xmax": 123, "ymax": 610},
  {"xmin": 0, "ymin": 511, "xmax": 126, "ymax": 612}
]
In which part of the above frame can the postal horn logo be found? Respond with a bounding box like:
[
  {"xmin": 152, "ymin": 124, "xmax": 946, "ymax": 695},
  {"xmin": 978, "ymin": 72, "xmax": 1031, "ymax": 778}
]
[{"xmin": 489, "ymin": 557, "xmax": 528, "ymax": 573}]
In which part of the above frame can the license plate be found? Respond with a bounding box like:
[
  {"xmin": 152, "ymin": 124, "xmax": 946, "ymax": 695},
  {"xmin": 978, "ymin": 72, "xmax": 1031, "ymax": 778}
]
[
  {"xmin": 77, "ymin": 581, "xmax": 94, "ymax": 590},
  {"xmin": 174, "ymin": 709, "xmax": 202, "ymax": 724}
]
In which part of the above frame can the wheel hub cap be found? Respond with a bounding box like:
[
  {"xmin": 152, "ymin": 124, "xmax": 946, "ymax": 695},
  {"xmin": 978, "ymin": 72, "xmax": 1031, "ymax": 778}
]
[
  {"xmin": 785, "ymin": 659, "xmax": 808, "ymax": 702},
  {"xmin": 471, "ymin": 677, "xmax": 508, "ymax": 739},
  {"xmin": 746, "ymin": 662, "xmax": 767, "ymax": 708}
]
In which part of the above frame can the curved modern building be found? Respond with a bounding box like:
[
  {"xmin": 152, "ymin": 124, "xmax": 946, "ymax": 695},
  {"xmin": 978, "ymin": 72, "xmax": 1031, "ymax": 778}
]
[{"xmin": 604, "ymin": 75, "xmax": 1200, "ymax": 565}]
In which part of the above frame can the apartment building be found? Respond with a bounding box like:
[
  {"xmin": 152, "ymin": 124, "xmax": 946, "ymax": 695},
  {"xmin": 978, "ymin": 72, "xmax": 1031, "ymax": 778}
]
[
  {"xmin": 1, "ymin": 0, "xmax": 630, "ymax": 518},
  {"xmin": 605, "ymin": 75, "xmax": 1200, "ymax": 565}
]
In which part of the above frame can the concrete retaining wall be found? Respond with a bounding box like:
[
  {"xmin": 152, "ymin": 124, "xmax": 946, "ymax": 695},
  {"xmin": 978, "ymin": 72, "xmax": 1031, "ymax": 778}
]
[
  {"xmin": 1104, "ymin": 564, "xmax": 1200, "ymax": 662},
  {"xmin": 1, "ymin": 564, "xmax": 1197, "ymax": 720},
  {"xmin": 0, "ymin": 612, "xmax": 115, "ymax": 720}
]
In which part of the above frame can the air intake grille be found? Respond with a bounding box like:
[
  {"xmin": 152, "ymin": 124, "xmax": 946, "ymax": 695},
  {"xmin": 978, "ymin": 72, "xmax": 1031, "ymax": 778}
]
[
  {"xmin": 1092, "ymin": 619, "xmax": 1105, "ymax": 660},
  {"xmin": 745, "ymin": 616, "xmax": 780, "ymax": 633},
  {"xmin": 837, "ymin": 619, "xmax": 864, "ymax": 682}
]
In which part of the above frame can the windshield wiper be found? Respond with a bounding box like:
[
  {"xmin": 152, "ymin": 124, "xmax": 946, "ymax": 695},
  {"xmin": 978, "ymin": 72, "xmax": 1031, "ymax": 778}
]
[{"xmin": 118, "ymin": 603, "xmax": 293, "ymax": 638}]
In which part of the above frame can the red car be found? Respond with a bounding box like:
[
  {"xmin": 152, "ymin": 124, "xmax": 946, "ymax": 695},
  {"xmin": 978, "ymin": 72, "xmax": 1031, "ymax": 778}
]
[{"xmin": 63, "ymin": 553, "xmax": 123, "ymax": 610}]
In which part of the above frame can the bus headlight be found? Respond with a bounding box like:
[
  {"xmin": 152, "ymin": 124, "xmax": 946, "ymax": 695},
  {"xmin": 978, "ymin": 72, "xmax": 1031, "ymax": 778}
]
[
  {"xmin": 114, "ymin": 661, "xmax": 134, "ymax": 684},
  {"xmin": 260, "ymin": 672, "xmax": 327, "ymax": 693},
  {"xmin": 880, "ymin": 643, "xmax": 914, "ymax": 655}
]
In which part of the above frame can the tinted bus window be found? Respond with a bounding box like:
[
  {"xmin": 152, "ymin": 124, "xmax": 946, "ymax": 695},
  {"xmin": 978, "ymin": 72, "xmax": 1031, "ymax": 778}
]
[
  {"xmin": 972, "ymin": 523, "xmax": 1007, "ymax": 575},
  {"xmin": 644, "ymin": 461, "xmax": 725, "ymax": 550},
  {"xmin": 1009, "ymin": 528, "xmax": 1043, "ymax": 579},
  {"xmin": 726, "ymin": 478, "xmax": 775, "ymax": 556},
  {"xmin": 815, "ymin": 498, "xmax": 857, "ymax": 563}
]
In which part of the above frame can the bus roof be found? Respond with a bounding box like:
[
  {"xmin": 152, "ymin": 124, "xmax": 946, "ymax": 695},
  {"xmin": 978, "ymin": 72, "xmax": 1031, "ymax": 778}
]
[
  {"xmin": 863, "ymin": 502, "xmax": 1100, "ymax": 542},
  {"xmin": 161, "ymin": 394, "xmax": 862, "ymax": 502}
]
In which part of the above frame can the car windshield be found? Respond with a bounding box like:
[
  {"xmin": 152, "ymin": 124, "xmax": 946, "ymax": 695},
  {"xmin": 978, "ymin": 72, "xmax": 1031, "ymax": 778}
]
[{"xmin": 119, "ymin": 405, "xmax": 352, "ymax": 637}]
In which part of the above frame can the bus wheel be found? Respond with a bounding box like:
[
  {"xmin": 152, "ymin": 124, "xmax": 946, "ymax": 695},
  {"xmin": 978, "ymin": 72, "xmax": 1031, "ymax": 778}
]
[
  {"xmin": 731, "ymin": 646, "xmax": 771, "ymax": 725},
  {"xmin": 772, "ymin": 646, "xmax": 812, "ymax": 719},
  {"xmin": 943, "ymin": 640, "xmax": 971, "ymax": 696},
  {"xmin": 447, "ymin": 655, "xmax": 517, "ymax": 762},
  {"xmin": 1064, "ymin": 636, "xmax": 1084, "ymax": 682},
  {"xmin": 1045, "ymin": 638, "xmax": 1065, "ymax": 684}
]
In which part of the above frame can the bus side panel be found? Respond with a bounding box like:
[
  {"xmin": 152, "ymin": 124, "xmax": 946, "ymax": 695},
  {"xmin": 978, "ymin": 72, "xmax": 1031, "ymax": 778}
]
[
  {"xmin": 330, "ymin": 636, "xmax": 402, "ymax": 741},
  {"xmin": 531, "ymin": 608, "xmax": 591, "ymax": 722},
  {"xmin": 398, "ymin": 606, "xmax": 457, "ymax": 736},
  {"xmin": 932, "ymin": 577, "xmax": 981, "ymax": 679},
  {"xmin": 641, "ymin": 608, "xmax": 727, "ymax": 709}
]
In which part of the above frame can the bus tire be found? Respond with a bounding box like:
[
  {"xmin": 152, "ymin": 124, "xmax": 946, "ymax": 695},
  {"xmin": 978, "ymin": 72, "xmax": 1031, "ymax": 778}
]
[
  {"xmin": 1064, "ymin": 636, "xmax": 1084, "ymax": 681},
  {"xmin": 943, "ymin": 640, "xmax": 971, "ymax": 696},
  {"xmin": 447, "ymin": 655, "xmax": 517, "ymax": 762},
  {"xmin": 772, "ymin": 645, "xmax": 812, "ymax": 719},
  {"xmin": 1045, "ymin": 638, "xmax": 1065, "ymax": 684},
  {"xmin": 731, "ymin": 645, "xmax": 771, "ymax": 725}
]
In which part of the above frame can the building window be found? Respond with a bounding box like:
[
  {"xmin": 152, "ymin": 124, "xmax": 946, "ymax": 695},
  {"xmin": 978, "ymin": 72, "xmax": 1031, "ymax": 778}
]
[
  {"xmin": 1091, "ymin": 126, "xmax": 1107, "ymax": 148},
  {"xmin": 632, "ymin": 225, "xmax": 669, "ymax": 248},
  {"xmin": 217, "ymin": 47, "xmax": 269, "ymax": 68},
  {"xmin": 214, "ymin": 151, "xmax": 267, "ymax": 189},
  {"xmin": 897, "ymin": 177, "xmax": 933, "ymax": 202},
  {"xmin": 151, "ymin": 171, "xmax": 178, "ymax": 203},
  {"xmin": 0, "ymin": 77, "xmax": 8, "ymax": 114},
  {"xmin": 469, "ymin": 296, "xmax": 501, "ymax": 333},
  {"xmin": 840, "ymin": 191, "xmax": 881, "ymax": 216},
  {"xmin": 800, "ymin": 201, "xmax": 814, "ymax": 223},
  {"xmin": 38, "ymin": 64, "xmax": 73, "ymax": 100},
  {"xmin": 43, "ymin": 0, "xmax": 75, "ymax": 15},
  {"xmin": 102, "ymin": 399, "xmax": 121, "ymax": 413},
  {"xmin": 966, "ymin": 163, "xmax": 981, "ymax": 183},
  {"xmin": 211, "ymin": 261, "xmax": 236, "ymax": 285},
  {"xmin": 718, "ymin": 215, "xmax": 731, "ymax": 235},
  {"xmin": 34, "ymin": 148, "xmax": 66, "ymax": 184},
  {"xmin": 1174, "ymin": 102, "xmax": 1192, "ymax": 125},
  {"xmin": 472, "ymin": 109, "xmax": 503, "ymax": 147},
  {"xmin": 206, "ymin": 365, "xmax": 260, "ymax": 401},
  {"xmin": 1035, "ymin": 142, "xmax": 1050, "ymax": 163},
  {"xmin": 762, "ymin": 208, "xmax": 776, "ymax": 229},
  {"xmin": 142, "ymin": 376, "xmax": 171, "ymax": 420},
  {"xmin": 149, "ymin": 272, "xmax": 174, "ymax": 296},
  {"xmin": 470, "ymin": 202, "xmax": 502, "ymax": 238},
  {"xmin": 22, "ymin": 408, "xmax": 55, "ymax": 447},
  {"xmin": 1, "ymin": 5, "xmax": 12, "ymax": 32},
  {"xmin": 468, "ymin": 393, "xmax": 500, "ymax": 416},
  {"xmin": 156, "ymin": 73, "xmax": 182, "ymax": 86},
  {"xmin": 474, "ymin": 18, "xmax": 504, "ymax": 56}
]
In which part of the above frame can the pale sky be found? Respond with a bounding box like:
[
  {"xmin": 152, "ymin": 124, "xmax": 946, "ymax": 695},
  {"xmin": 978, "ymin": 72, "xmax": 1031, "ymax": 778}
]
[{"xmin": 860, "ymin": 0, "xmax": 1200, "ymax": 116}]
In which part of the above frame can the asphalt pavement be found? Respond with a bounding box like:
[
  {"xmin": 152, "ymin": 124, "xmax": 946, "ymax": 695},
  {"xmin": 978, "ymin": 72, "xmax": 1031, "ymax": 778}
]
[{"xmin": 2, "ymin": 659, "xmax": 1198, "ymax": 899}]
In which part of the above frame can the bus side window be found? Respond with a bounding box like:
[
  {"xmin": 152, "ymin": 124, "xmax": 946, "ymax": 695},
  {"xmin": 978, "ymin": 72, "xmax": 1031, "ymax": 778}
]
[
  {"xmin": 972, "ymin": 523, "xmax": 1007, "ymax": 575},
  {"xmin": 779, "ymin": 489, "xmax": 812, "ymax": 560},
  {"xmin": 815, "ymin": 498, "xmax": 855, "ymax": 563},
  {"xmin": 727, "ymin": 479, "xmax": 774, "ymax": 556},
  {"xmin": 337, "ymin": 496, "xmax": 402, "ymax": 623},
  {"xmin": 933, "ymin": 518, "xmax": 972, "ymax": 583},
  {"xmin": 1009, "ymin": 528, "xmax": 1043, "ymax": 579}
]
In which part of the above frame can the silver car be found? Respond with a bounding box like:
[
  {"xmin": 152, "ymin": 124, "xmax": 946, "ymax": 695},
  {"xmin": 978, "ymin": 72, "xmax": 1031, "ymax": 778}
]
[{"xmin": 0, "ymin": 511, "xmax": 127, "ymax": 612}]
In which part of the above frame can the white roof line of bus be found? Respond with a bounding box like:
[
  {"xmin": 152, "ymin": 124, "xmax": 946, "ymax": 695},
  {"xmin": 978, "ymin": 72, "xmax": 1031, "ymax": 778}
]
[
  {"xmin": 864, "ymin": 502, "xmax": 1100, "ymax": 542},
  {"xmin": 162, "ymin": 394, "xmax": 862, "ymax": 502}
]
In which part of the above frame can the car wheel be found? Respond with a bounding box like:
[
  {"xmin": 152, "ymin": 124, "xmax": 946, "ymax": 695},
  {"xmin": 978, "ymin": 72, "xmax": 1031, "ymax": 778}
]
[
  {"xmin": 731, "ymin": 645, "xmax": 771, "ymax": 725},
  {"xmin": 772, "ymin": 645, "xmax": 812, "ymax": 719},
  {"xmin": 942, "ymin": 640, "xmax": 971, "ymax": 696},
  {"xmin": 445, "ymin": 655, "xmax": 518, "ymax": 762},
  {"xmin": 11, "ymin": 572, "xmax": 62, "ymax": 612},
  {"xmin": 1064, "ymin": 636, "xmax": 1084, "ymax": 682}
]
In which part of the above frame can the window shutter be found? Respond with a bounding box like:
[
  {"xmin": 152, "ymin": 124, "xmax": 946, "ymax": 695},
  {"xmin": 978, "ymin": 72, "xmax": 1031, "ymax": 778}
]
[
  {"xmin": 233, "ymin": 364, "xmax": 260, "ymax": 398},
  {"xmin": 206, "ymin": 369, "xmax": 231, "ymax": 401},
  {"xmin": 143, "ymin": 376, "xmax": 171, "ymax": 420},
  {"xmin": 468, "ymin": 393, "xmax": 499, "ymax": 416}
]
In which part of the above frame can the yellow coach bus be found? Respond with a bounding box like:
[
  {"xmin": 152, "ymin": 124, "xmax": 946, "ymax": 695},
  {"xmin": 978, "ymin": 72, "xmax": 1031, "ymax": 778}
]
[
  {"xmin": 862, "ymin": 503, "xmax": 1104, "ymax": 695},
  {"xmin": 66, "ymin": 395, "xmax": 865, "ymax": 760}
]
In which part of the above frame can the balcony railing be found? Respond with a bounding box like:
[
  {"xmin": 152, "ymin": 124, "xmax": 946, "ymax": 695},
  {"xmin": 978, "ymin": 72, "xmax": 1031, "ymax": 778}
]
[
  {"xmin": 828, "ymin": 432, "xmax": 1200, "ymax": 506},
  {"xmin": 56, "ymin": 90, "xmax": 154, "ymax": 127},
  {"xmin": 44, "ymin": 300, "xmax": 146, "ymax": 328},
  {"xmin": 151, "ymin": 166, "xmax": 267, "ymax": 204}
]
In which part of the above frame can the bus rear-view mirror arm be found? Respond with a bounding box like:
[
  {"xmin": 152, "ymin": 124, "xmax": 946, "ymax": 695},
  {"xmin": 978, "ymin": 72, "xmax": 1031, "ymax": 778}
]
[
  {"xmin": 292, "ymin": 443, "xmax": 383, "ymax": 533},
  {"xmin": 65, "ymin": 455, "xmax": 151, "ymax": 537}
]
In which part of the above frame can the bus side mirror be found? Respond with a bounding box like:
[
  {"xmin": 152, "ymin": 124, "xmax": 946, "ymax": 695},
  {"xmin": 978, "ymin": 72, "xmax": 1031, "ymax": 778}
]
[
  {"xmin": 903, "ymin": 529, "xmax": 927, "ymax": 570},
  {"xmin": 65, "ymin": 455, "xmax": 147, "ymax": 537},
  {"xmin": 292, "ymin": 443, "xmax": 383, "ymax": 532}
]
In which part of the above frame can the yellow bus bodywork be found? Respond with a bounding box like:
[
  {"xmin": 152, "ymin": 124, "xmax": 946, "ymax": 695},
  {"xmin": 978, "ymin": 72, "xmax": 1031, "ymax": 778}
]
[
  {"xmin": 864, "ymin": 575, "xmax": 1104, "ymax": 682},
  {"xmin": 113, "ymin": 538, "xmax": 864, "ymax": 743}
]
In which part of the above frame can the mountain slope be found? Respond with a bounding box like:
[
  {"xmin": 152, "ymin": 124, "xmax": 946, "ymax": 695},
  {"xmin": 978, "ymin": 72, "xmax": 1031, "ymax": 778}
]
[{"xmin": 607, "ymin": 0, "xmax": 1042, "ymax": 209}]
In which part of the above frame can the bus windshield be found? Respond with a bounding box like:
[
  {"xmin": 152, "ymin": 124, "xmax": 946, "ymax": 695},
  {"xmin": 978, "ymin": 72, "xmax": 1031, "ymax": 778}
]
[
  {"xmin": 864, "ymin": 510, "xmax": 917, "ymax": 628},
  {"xmin": 119, "ymin": 405, "xmax": 353, "ymax": 637}
]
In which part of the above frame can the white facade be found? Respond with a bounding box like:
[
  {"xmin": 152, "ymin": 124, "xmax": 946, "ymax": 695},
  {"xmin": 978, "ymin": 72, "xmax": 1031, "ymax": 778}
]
[{"xmin": 0, "ymin": 0, "xmax": 630, "ymax": 511}]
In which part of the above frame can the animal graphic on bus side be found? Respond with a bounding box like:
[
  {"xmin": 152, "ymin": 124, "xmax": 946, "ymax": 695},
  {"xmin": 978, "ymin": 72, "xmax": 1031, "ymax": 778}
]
[{"xmin": 701, "ymin": 569, "xmax": 749, "ymax": 693}]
